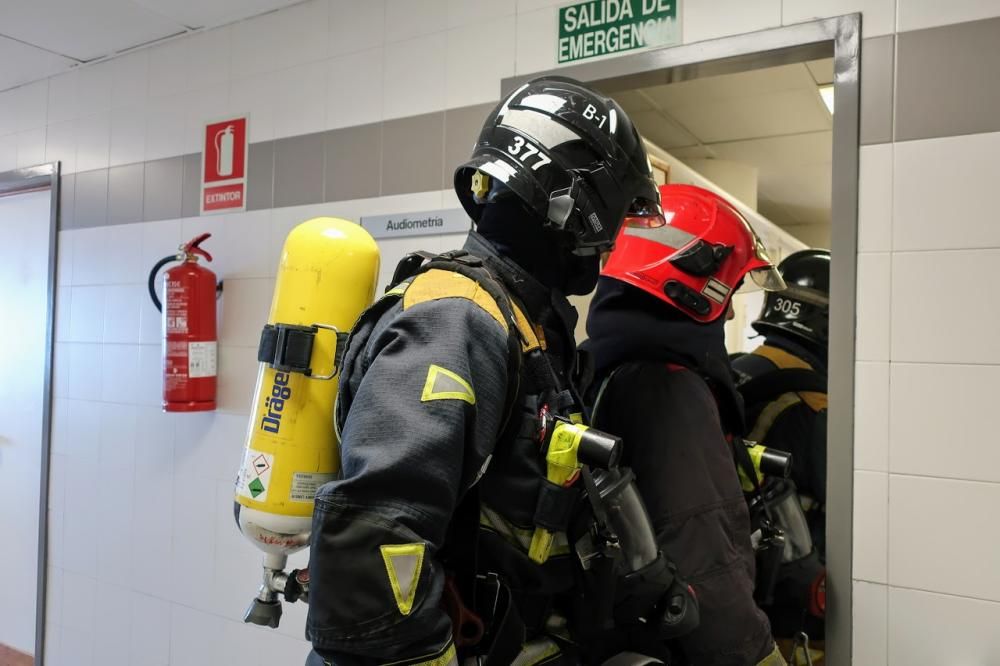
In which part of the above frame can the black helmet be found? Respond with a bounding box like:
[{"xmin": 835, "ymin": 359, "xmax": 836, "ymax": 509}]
[
  {"xmin": 455, "ymin": 76, "xmax": 663, "ymax": 256},
  {"xmin": 753, "ymin": 249, "xmax": 831, "ymax": 348}
]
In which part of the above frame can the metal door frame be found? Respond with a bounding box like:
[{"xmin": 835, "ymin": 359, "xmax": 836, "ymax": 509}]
[
  {"xmin": 502, "ymin": 15, "xmax": 861, "ymax": 664},
  {"xmin": 0, "ymin": 162, "xmax": 60, "ymax": 664}
]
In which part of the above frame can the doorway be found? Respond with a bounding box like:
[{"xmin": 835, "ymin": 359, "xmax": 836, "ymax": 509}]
[
  {"xmin": 0, "ymin": 165, "xmax": 59, "ymax": 664},
  {"xmin": 504, "ymin": 14, "xmax": 859, "ymax": 665}
]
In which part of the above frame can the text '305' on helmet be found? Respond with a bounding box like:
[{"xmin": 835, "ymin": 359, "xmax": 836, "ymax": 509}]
[
  {"xmin": 753, "ymin": 248, "xmax": 831, "ymax": 348},
  {"xmin": 601, "ymin": 184, "xmax": 786, "ymax": 323},
  {"xmin": 454, "ymin": 76, "xmax": 663, "ymax": 255}
]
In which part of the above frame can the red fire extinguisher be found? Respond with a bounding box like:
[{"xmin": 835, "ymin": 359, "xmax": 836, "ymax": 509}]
[{"xmin": 148, "ymin": 233, "xmax": 222, "ymax": 412}]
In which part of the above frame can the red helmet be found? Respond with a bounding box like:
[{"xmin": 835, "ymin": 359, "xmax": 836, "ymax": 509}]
[{"xmin": 601, "ymin": 184, "xmax": 785, "ymax": 323}]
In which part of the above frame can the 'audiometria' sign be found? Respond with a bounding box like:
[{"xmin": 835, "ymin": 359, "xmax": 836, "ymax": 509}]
[{"xmin": 360, "ymin": 208, "xmax": 472, "ymax": 240}]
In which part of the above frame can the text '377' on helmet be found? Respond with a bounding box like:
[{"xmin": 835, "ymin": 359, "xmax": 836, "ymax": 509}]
[
  {"xmin": 454, "ymin": 76, "xmax": 663, "ymax": 256},
  {"xmin": 601, "ymin": 183, "xmax": 786, "ymax": 323},
  {"xmin": 753, "ymin": 248, "xmax": 831, "ymax": 348}
]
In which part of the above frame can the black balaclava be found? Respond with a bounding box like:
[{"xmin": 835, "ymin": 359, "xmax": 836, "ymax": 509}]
[{"xmin": 475, "ymin": 195, "xmax": 600, "ymax": 296}]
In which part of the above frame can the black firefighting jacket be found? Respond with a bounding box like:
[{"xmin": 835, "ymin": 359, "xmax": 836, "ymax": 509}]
[
  {"xmin": 305, "ymin": 232, "xmax": 583, "ymax": 666},
  {"xmin": 731, "ymin": 335, "xmax": 828, "ymax": 509},
  {"xmin": 583, "ymin": 279, "xmax": 776, "ymax": 666},
  {"xmin": 731, "ymin": 335, "xmax": 828, "ymax": 640}
]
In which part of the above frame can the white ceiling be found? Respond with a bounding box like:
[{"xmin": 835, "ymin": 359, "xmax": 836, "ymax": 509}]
[
  {"xmin": 0, "ymin": 0, "xmax": 302, "ymax": 91},
  {"xmin": 617, "ymin": 59, "xmax": 835, "ymax": 231}
]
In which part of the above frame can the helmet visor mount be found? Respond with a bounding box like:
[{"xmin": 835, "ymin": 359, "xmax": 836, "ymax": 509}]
[
  {"xmin": 732, "ymin": 207, "xmax": 786, "ymax": 292},
  {"xmin": 749, "ymin": 264, "xmax": 787, "ymax": 291}
]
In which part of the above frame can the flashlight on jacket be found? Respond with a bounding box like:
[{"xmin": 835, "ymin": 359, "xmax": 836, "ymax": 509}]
[
  {"xmin": 579, "ymin": 438, "xmax": 700, "ymax": 639},
  {"xmin": 528, "ymin": 413, "xmax": 621, "ymax": 564},
  {"xmin": 737, "ymin": 441, "xmax": 792, "ymax": 492}
]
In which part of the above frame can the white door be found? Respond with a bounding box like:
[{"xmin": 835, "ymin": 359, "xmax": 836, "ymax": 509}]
[{"xmin": 0, "ymin": 188, "xmax": 53, "ymax": 656}]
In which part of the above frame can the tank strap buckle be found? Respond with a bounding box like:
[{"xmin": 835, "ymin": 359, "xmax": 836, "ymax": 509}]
[{"xmin": 258, "ymin": 322, "xmax": 349, "ymax": 380}]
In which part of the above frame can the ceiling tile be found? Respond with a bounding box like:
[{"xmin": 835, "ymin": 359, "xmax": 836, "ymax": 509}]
[
  {"xmin": 610, "ymin": 89, "xmax": 655, "ymax": 113},
  {"xmin": 130, "ymin": 0, "xmax": 301, "ymax": 30},
  {"xmin": 667, "ymin": 88, "xmax": 832, "ymax": 143},
  {"xmin": 699, "ymin": 132, "xmax": 833, "ymax": 169},
  {"xmin": 668, "ymin": 145, "xmax": 715, "ymax": 160},
  {"xmin": 630, "ymin": 109, "xmax": 700, "ymax": 149},
  {"xmin": 0, "ymin": 0, "xmax": 186, "ymax": 61},
  {"xmin": 0, "ymin": 36, "xmax": 76, "ymax": 91},
  {"xmin": 628, "ymin": 61, "xmax": 835, "ymax": 237},
  {"xmin": 806, "ymin": 58, "xmax": 835, "ymax": 85},
  {"xmin": 644, "ymin": 63, "xmax": 816, "ymax": 109}
]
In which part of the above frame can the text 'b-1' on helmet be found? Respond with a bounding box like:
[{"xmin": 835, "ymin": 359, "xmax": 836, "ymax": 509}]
[
  {"xmin": 454, "ymin": 76, "xmax": 663, "ymax": 255},
  {"xmin": 601, "ymin": 184, "xmax": 786, "ymax": 323},
  {"xmin": 753, "ymin": 248, "xmax": 831, "ymax": 348}
]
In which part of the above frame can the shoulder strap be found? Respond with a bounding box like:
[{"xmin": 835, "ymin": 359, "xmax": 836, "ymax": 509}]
[
  {"xmin": 395, "ymin": 251, "xmax": 529, "ymax": 440},
  {"xmin": 738, "ymin": 368, "xmax": 827, "ymax": 410}
]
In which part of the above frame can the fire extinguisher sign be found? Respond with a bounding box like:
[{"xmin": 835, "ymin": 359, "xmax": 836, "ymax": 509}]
[{"xmin": 201, "ymin": 116, "xmax": 249, "ymax": 214}]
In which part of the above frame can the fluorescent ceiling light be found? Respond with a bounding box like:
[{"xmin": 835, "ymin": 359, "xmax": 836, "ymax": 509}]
[{"xmin": 819, "ymin": 84, "xmax": 834, "ymax": 114}]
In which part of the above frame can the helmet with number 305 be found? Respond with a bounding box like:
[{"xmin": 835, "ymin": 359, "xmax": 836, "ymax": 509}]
[
  {"xmin": 753, "ymin": 249, "xmax": 831, "ymax": 349},
  {"xmin": 454, "ymin": 76, "xmax": 663, "ymax": 256}
]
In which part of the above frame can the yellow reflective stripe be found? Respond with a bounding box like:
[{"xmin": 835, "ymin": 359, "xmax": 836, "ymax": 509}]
[
  {"xmin": 756, "ymin": 643, "xmax": 789, "ymax": 666},
  {"xmin": 404, "ymin": 269, "xmax": 508, "ymax": 333},
  {"xmin": 512, "ymin": 302, "xmax": 544, "ymax": 352},
  {"xmin": 399, "ymin": 267, "xmax": 546, "ymax": 355},
  {"xmin": 512, "ymin": 638, "xmax": 562, "ymax": 666},
  {"xmin": 792, "ymin": 647, "xmax": 823, "ymax": 666},
  {"xmin": 748, "ymin": 392, "xmax": 801, "ymax": 444},
  {"xmin": 752, "ymin": 345, "xmax": 827, "ymax": 412},
  {"xmin": 754, "ymin": 344, "xmax": 812, "ymax": 371},
  {"xmin": 380, "ymin": 543, "xmax": 425, "ymax": 616},
  {"xmin": 382, "ymin": 642, "xmax": 458, "ymax": 666},
  {"xmin": 480, "ymin": 506, "xmax": 570, "ymax": 556},
  {"xmin": 385, "ymin": 281, "xmax": 410, "ymax": 297},
  {"xmin": 421, "ymin": 364, "xmax": 476, "ymax": 404}
]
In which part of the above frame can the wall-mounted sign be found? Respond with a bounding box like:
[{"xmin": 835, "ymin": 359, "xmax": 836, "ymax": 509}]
[
  {"xmin": 360, "ymin": 208, "xmax": 472, "ymax": 240},
  {"xmin": 201, "ymin": 116, "xmax": 249, "ymax": 214},
  {"xmin": 558, "ymin": 0, "xmax": 680, "ymax": 64}
]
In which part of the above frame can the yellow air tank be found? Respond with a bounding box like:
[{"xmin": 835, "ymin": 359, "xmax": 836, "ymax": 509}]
[{"xmin": 234, "ymin": 217, "xmax": 379, "ymax": 627}]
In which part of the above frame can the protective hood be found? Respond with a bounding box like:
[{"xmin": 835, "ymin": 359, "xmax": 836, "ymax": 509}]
[{"xmin": 583, "ymin": 277, "xmax": 745, "ymax": 432}]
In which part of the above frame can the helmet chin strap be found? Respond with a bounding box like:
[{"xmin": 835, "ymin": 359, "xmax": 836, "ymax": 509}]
[{"xmin": 546, "ymin": 169, "xmax": 619, "ymax": 257}]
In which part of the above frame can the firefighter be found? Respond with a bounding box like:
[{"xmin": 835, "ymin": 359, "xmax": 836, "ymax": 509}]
[
  {"xmin": 583, "ymin": 184, "xmax": 788, "ymax": 666},
  {"xmin": 731, "ymin": 249, "xmax": 830, "ymax": 645},
  {"xmin": 305, "ymin": 77, "xmax": 670, "ymax": 665}
]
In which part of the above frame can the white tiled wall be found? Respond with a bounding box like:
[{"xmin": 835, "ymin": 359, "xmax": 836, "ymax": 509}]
[
  {"xmin": 853, "ymin": 471, "xmax": 888, "ymax": 584},
  {"xmin": 887, "ymin": 587, "xmax": 1000, "ymax": 665},
  {"xmin": 853, "ymin": 581, "xmax": 888, "ymax": 664},
  {"xmin": 893, "ymin": 131, "xmax": 1000, "ymax": 252},
  {"xmin": 896, "ymin": 0, "xmax": 1000, "ymax": 32},
  {"xmin": 682, "ymin": 0, "xmax": 782, "ymax": 44},
  {"xmin": 857, "ymin": 143, "xmax": 892, "ymax": 253},
  {"xmin": 889, "ymin": 475, "xmax": 1000, "ymax": 602},
  {"xmin": 16, "ymin": 0, "xmax": 1000, "ymax": 664}
]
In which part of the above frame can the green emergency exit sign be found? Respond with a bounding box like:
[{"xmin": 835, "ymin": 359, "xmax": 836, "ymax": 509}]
[{"xmin": 558, "ymin": 0, "xmax": 680, "ymax": 63}]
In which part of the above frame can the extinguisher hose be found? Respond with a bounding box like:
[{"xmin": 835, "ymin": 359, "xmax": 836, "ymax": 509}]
[{"xmin": 147, "ymin": 254, "xmax": 179, "ymax": 313}]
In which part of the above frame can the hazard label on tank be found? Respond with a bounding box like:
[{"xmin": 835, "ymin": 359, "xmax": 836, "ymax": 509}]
[
  {"xmin": 237, "ymin": 448, "xmax": 273, "ymax": 502},
  {"xmin": 290, "ymin": 472, "xmax": 335, "ymax": 502}
]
